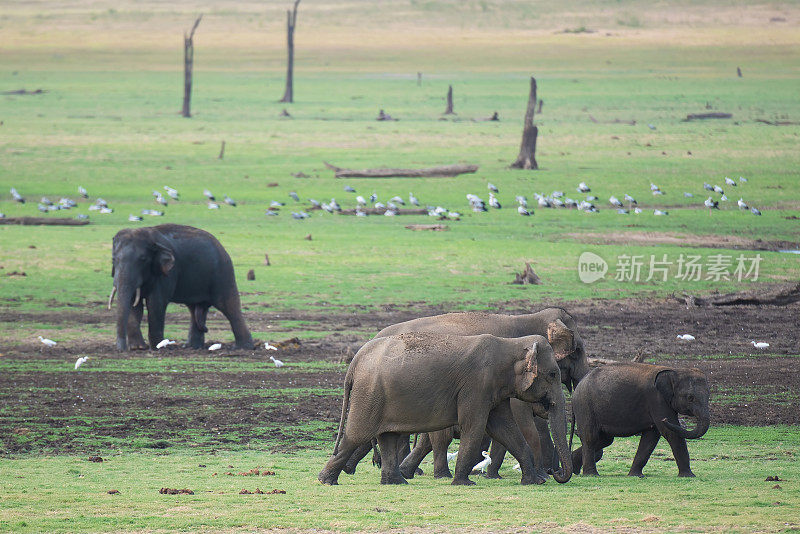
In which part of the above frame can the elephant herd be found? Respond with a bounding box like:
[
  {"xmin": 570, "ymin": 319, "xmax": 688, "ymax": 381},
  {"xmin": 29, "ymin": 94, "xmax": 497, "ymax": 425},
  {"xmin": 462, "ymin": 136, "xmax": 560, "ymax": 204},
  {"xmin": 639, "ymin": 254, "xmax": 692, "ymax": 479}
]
[
  {"xmin": 106, "ymin": 224, "xmax": 710, "ymax": 487},
  {"xmin": 318, "ymin": 308, "xmax": 711, "ymax": 486}
]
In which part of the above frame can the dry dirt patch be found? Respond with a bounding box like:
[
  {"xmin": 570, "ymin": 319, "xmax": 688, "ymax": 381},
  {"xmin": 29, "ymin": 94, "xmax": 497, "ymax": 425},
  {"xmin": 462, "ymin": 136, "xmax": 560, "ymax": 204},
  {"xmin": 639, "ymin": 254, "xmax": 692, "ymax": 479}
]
[{"xmin": 563, "ymin": 231, "xmax": 799, "ymax": 252}]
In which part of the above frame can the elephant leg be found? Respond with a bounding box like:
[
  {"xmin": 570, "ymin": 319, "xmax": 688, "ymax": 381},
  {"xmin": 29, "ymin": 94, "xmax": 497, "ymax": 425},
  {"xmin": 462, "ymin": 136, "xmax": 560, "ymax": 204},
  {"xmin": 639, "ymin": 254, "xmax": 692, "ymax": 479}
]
[
  {"xmin": 431, "ymin": 429, "xmax": 457, "ymax": 478},
  {"xmin": 486, "ymin": 439, "xmax": 506, "ymax": 479},
  {"xmin": 396, "ymin": 434, "xmax": 421, "ymax": 475},
  {"xmin": 343, "ymin": 441, "xmax": 374, "ymax": 475},
  {"xmin": 485, "ymin": 399, "xmax": 543, "ymax": 485},
  {"xmin": 452, "ymin": 409, "xmax": 491, "ymax": 485},
  {"xmin": 628, "ymin": 429, "xmax": 660, "ymax": 477},
  {"xmin": 216, "ymin": 295, "xmax": 254, "ymax": 350},
  {"xmin": 582, "ymin": 432, "xmax": 614, "ymax": 477},
  {"xmin": 318, "ymin": 434, "xmax": 363, "ymax": 485},
  {"xmin": 146, "ymin": 298, "xmax": 167, "ymax": 350},
  {"xmin": 378, "ymin": 432, "xmax": 408, "ymax": 485},
  {"xmin": 127, "ymin": 301, "xmax": 148, "ymax": 350},
  {"xmin": 655, "ymin": 418, "xmax": 695, "ymax": 477},
  {"xmin": 400, "ymin": 432, "xmax": 433, "ymax": 479},
  {"xmin": 534, "ymin": 416, "xmax": 557, "ymax": 473},
  {"xmin": 186, "ymin": 304, "xmax": 208, "ymax": 349}
]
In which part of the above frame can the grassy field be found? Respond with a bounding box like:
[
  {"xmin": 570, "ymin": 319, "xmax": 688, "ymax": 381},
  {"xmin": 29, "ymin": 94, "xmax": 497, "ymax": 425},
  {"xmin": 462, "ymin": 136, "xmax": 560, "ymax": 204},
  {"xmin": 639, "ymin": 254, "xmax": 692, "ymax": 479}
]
[{"xmin": 1, "ymin": 0, "xmax": 799, "ymax": 531}]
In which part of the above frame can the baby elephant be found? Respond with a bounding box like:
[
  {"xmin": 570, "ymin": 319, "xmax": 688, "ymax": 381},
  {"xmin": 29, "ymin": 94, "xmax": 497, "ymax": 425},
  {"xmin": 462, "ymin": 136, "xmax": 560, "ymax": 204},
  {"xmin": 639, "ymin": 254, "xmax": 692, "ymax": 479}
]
[{"xmin": 571, "ymin": 362, "xmax": 710, "ymax": 478}]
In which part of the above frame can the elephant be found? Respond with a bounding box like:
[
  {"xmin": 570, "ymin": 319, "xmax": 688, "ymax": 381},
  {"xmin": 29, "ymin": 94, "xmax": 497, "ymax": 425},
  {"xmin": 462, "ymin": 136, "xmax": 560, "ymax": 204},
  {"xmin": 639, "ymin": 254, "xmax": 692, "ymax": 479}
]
[
  {"xmin": 318, "ymin": 332, "xmax": 573, "ymax": 486},
  {"xmin": 355, "ymin": 308, "xmax": 590, "ymax": 479},
  {"xmin": 109, "ymin": 224, "xmax": 254, "ymax": 351},
  {"xmin": 570, "ymin": 362, "xmax": 710, "ymax": 478}
]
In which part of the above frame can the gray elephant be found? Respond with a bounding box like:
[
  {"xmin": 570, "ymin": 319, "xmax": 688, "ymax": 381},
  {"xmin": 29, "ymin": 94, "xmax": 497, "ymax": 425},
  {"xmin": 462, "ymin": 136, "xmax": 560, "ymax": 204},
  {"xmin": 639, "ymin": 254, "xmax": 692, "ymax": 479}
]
[
  {"xmin": 318, "ymin": 333, "xmax": 573, "ymax": 486},
  {"xmin": 571, "ymin": 362, "xmax": 710, "ymax": 478},
  {"xmin": 109, "ymin": 224, "xmax": 254, "ymax": 351},
  {"xmin": 363, "ymin": 308, "xmax": 590, "ymax": 479}
]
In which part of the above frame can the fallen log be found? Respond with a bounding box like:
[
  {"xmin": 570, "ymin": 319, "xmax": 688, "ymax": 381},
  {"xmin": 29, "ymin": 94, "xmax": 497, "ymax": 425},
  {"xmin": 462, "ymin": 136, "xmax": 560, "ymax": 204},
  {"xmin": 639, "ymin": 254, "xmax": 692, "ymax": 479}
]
[
  {"xmin": 672, "ymin": 282, "xmax": 800, "ymax": 307},
  {"xmin": 324, "ymin": 162, "xmax": 478, "ymax": 179},
  {"xmin": 2, "ymin": 88, "xmax": 46, "ymax": 95},
  {"xmin": 0, "ymin": 217, "xmax": 89, "ymax": 226},
  {"xmin": 405, "ymin": 224, "xmax": 449, "ymax": 231},
  {"xmin": 755, "ymin": 119, "xmax": 800, "ymax": 126},
  {"xmin": 684, "ymin": 112, "xmax": 733, "ymax": 121}
]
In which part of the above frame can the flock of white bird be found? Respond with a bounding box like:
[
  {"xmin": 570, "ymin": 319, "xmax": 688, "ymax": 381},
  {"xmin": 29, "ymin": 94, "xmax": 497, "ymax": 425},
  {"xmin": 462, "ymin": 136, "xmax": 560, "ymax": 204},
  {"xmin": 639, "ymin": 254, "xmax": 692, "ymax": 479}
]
[{"xmin": 5, "ymin": 174, "xmax": 762, "ymax": 221}]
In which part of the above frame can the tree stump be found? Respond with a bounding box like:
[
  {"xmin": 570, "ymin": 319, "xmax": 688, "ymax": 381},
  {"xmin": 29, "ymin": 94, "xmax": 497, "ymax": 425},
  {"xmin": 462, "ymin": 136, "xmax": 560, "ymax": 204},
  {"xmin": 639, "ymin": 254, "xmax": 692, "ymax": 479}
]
[
  {"xmin": 181, "ymin": 15, "xmax": 202, "ymax": 118},
  {"xmin": 444, "ymin": 85, "xmax": 455, "ymax": 114},
  {"xmin": 510, "ymin": 77, "xmax": 539, "ymax": 170},
  {"xmin": 511, "ymin": 262, "xmax": 541, "ymax": 285},
  {"xmin": 246, "ymin": 269, "xmax": 255, "ymax": 281},
  {"xmin": 218, "ymin": 140, "xmax": 225, "ymax": 159}
]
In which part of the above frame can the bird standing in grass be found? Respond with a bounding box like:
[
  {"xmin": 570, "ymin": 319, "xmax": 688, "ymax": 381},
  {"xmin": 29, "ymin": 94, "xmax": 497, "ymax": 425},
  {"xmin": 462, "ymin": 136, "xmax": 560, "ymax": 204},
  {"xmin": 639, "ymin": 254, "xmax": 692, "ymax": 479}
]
[
  {"xmin": 78, "ymin": 186, "xmax": 88, "ymax": 198},
  {"xmin": 270, "ymin": 355, "xmax": 284, "ymax": 367},
  {"xmin": 704, "ymin": 197, "xmax": 719, "ymax": 214},
  {"xmin": 38, "ymin": 336, "xmax": 57, "ymax": 347},
  {"xmin": 224, "ymin": 195, "xmax": 237, "ymax": 207},
  {"xmin": 488, "ymin": 183, "xmax": 498, "ymax": 193},
  {"xmin": 677, "ymin": 334, "xmax": 696, "ymax": 341},
  {"xmin": 156, "ymin": 339, "xmax": 175, "ymax": 349},
  {"xmin": 11, "ymin": 188, "xmax": 25, "ymax": 203},
  {"xmin": 409, "ymin": 193, "xmax": 420, "ymax": 206},
  {"xmin": 472, "ymin": 451, "xmax": 491, "ymax": 473},
  {"xmin": 517, "ymin": 205, "xmax": 531, "ymax": 216},
  {"xmin": 203, "ymin": 189, "xmax": 215, "ymax": 201},
  {"xmin": 74, "ymin": 356, "xmax": 89, "ymax": 369},
  {"xmin": 737, "ymin": 198, "xmax": 748, "ymax": 210},
  {"xmin": 751, "ymin": 341, "xmax": 769, "ymax": 349},
  {"xmin": 208, "ymin": 343, "xmax": 222, "ymax": 351}
]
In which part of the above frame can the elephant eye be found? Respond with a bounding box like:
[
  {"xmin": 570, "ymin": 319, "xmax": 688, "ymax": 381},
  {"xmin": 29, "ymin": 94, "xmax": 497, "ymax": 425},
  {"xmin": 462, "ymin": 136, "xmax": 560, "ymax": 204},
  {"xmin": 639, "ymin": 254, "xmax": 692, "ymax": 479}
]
[
  {"xmin": 687, "ymin": 394, "xmax": 695, "ymax": 402},
  {"xmin": 549, "ymin": 370, "xmax": 558, "ymax": 379}
]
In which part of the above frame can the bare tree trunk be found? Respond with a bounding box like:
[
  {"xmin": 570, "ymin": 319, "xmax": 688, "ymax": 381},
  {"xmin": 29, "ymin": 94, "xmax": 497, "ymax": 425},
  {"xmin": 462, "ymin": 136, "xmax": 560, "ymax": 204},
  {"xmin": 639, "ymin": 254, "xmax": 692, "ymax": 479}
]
[
  {"xmin": 510, "ymin": 76, "xmax": 539, "ymax": 170},
  {"xmin": 218, "ymin": 140, "xmax": 225, "ymax": 159},
  {"xmin": 181, "ymin": 15, "xmax": 202, "ymax": 118},
  {"xmin": 444, "ymin": 85, "xmax": 454, "ymax": 114},
  {"xmin": 280, "ymin": 0, "xmax": 301, "ymax": 103}
]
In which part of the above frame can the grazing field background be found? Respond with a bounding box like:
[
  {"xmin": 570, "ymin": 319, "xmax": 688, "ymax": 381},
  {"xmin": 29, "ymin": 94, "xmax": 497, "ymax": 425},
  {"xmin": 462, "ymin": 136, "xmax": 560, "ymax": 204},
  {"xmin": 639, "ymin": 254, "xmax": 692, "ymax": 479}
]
[{"xmin": 1, "ymin": 0, "xmax": 799, "ymax": 532}]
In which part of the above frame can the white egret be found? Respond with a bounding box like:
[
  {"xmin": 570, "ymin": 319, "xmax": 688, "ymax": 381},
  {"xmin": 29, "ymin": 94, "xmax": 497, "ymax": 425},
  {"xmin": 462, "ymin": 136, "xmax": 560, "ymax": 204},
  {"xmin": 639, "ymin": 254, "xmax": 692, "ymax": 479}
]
[
  {"xmin": 270, "ymin": 355, "xmax": 284, "ymax": 367},
  {"xmin": 472, "ymin": 451, "xmax": 491, "ymax": 473},
  {"xmin": 74, "ymin": 356, "xmax": 89, "ymax": 369},
  {"xmin": 751, "ymin": 341, "xmax": 769, "ymax": 349},
  {"xmin": 38, "ymin": 336, "xmax": 57, "ymax": 347},
  {"xmin": 677, "ymin": 334, "xmax": 696, "ymax": 341},
  {"xmin": 264, "ymin": 342, "xmax": 278, "ymax": 351},
  {"xmin": 208, "ymin": 343, "xmax": 222, "ymax": 351},
  {"xmin": 156, "ymin": 339, "xmax": 175, "ymax": 349}
]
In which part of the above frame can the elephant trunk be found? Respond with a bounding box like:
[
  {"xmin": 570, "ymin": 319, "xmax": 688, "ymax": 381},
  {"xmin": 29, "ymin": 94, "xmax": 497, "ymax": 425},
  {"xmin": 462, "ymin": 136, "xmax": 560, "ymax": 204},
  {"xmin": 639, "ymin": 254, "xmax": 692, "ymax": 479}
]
[
  {"xmin": 662, "ymin": 410, "xmax": 710, "ymax": 440},
  {"xmin": 548, "ymin": 392, "xmax": 573, "ymax": 483}
]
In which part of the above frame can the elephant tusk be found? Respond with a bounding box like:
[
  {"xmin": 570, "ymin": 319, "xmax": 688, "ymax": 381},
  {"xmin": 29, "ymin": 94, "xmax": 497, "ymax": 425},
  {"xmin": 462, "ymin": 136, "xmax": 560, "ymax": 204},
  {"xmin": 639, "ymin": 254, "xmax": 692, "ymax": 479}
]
[
  {"xmin": 107, "ymin": 286, "xmax": 117, "ymax": 310},
  {"xmin": 132, "ymin": 287, "xmax": 141, "ymax": 308}
]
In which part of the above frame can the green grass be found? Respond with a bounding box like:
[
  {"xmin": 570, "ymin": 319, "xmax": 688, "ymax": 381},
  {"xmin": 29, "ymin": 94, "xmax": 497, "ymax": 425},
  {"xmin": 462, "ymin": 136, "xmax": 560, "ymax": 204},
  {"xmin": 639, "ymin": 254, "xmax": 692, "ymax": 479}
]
[{"xmin": 0, "ymin": 427, "xmax": 798, "ymax": 533}]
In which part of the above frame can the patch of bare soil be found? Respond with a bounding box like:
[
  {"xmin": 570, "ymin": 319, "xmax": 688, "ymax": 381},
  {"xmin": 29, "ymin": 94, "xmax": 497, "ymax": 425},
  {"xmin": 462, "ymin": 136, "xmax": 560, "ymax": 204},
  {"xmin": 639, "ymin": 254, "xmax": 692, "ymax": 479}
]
[
  {"xmin": 1, "ymin": 298, "xmax": 798, "ymax": 455},
  {"xmin": 563, "ymin": 231, "xmax": 799, "ymax": 252}
]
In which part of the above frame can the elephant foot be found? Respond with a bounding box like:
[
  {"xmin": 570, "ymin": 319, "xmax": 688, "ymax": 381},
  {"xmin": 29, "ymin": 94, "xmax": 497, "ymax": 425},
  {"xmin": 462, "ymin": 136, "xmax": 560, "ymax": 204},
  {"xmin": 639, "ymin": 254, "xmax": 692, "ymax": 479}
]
[
  {"xmin": 483, "ymin": 470, "xmax": 502, "ymax": 480},
  {"xmin": 627, "ymin": 470, "xmax": 645, "ymax": 478},
  {"xmin": 582, "ymin": 471, "xmax": 599, "ymax": 477},
  {"xmin": 451, "ymin": 477, "xmax": 476, "ymax": 486},
  {"xmin": 235, "ymin": 340, "xmax": 255, "ymax": 350},
  {"xmin": 678, "ymin": 470, "xmax": 696, "ymax": 478},
  {"xmin": 433, "ymin": 469, "xmax": 453, "ymax": 479},
  {"xmin": 521, "ymin": 474, "xmax": 546, "ymax": 485},
  {"xmin": 415, "ymin": 467, "xmax": 424, "ymax": 476},
  {"xmin": 317, "ymin": 471, "xmax": 339, "ymax": 485},
  {"xmin": 380, "ymin": 473, "xmax": 408, "ymax": 485}
]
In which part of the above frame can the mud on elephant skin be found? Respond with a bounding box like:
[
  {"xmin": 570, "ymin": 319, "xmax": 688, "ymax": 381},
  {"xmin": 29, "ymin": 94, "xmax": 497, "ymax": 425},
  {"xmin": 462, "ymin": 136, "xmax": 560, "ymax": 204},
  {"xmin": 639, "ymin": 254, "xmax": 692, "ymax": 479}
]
[
  {"xmin": 372, "ymin": 307, "xmax": 590, "ymax": 479},
  {"xmin": 571, "ymin": 362, "xmax": 710, "ymax": 478},
  {"xmin": 109, "ymin": 224, "xmax": 254, "ymax": 351},
  {"xmin": 318, "ymin": 333, "xmax": 572, "ymax": 486}
]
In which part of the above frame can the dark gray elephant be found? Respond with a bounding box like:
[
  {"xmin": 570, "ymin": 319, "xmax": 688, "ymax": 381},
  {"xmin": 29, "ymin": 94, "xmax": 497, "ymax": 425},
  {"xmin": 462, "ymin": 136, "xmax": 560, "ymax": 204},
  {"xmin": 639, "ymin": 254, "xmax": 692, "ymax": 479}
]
[
  {"xmin": 318, "ymin": 333, "xmax": 572, "ymax": 486},
  {"xmin": 359, "ymin": 308, "xmax": 590, "ymax": 479},
  {"xmin": 571, "ymin": 362, "xmax": 710, "ymax": 478},
  {"xmin": 109, "ymin": 224, "xmax": 254, "ymax": 351}
]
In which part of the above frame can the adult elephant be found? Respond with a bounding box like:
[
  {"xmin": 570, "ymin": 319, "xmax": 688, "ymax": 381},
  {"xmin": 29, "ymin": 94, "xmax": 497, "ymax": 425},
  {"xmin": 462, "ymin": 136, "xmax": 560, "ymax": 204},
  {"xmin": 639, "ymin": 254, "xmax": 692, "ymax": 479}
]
[
  {"xmin": 318, "ymin": 333, "xmax": 572, "ymax": 486},
  {"xmin": 348, "ymin": 308, "xmax": 590, "ymax": 478},
  {"xmin": 109, "ymin": 224, "xmax": 254, "ymax": 351},
  {"xmin": 571, "ymin": 362, "xmax": 710, "ymax": 478}
]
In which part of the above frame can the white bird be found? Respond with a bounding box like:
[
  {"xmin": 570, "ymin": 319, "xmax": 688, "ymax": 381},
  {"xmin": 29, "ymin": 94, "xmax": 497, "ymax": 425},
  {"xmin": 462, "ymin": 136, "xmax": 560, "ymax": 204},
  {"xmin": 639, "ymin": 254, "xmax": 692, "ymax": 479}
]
[
  {"xmin": 208, "ymin": 343, "xmax": 222, "ymax": 351},
  {"xmin": 713, "ymin": 185, "xmax": 724, "ymax": 194},
  {"xmin": 369, "ymin": 193, "xmax": 377, "ymax": 203},
  {"xmin": 737, "ymin": 198, "xmax": 748, "ymax": 210},
  {"xmin": 704, "ymin": 197, "xmax": 719, "ymax": 211},
  {"xmin": 677, "ymin": 334, "xmax": 696, "ymax": 341},
  {"xmin": 270, "ymin": 355, "xmax": 284, "ymax": 367},
  {"xmin": 512, "ymin": 463, "xmax": 521, "ymax": 471},
  {"xmin": 409, "ymin": 193, "xmax": 420, "ymax": 206},
  {"xmin": 308, "ymin": 198, "xmax": 320, "ymax": 207},
  {"xmin": 207, "ymin": 202, "xmax": 220, "ymax": 210},
  {"xmin": 164, "ymin": 187, "xmax": 179, "ymax": 200},
  {"xmin": 740, "ymin": 176, "xmax": 748, "ymax": 183},
  {"xmin": 472, "ymin": 451, "xmax": 491, "ymax": 473},
  {"xmin": 652, "ymin": 189, "xmax": 664, "ymax": 196},
  {"xmin": 264, "ymin": 342, "xmax": 278, "ymax": 351},
  {"xmin": 516, "ymin": 195, "xmax": 528, "ymax": 207},
  {"xmin": 128, "ymin": 214, "xmax": 143, "ymax": 222},
  {"xmin": 703, "ymin": 183, "xmax": 714, "ymax": 191},
  {"xmin": 650, "ymin": 183, "xmax": 660, "ymax": 192},
  {"xmin": 634, "ymin": 207, "xmax": 643, "ymax": 214},
  {"xmin": 684, "ymin": 192, "xmax": 694, "ymax": 198},
  {"xmin": 721, "ymin": 194, "xmax": 728, "ymax": 202},
  {"xmin": 270, "ymin": 200, "xmax": 285, "ymax": 208},
  {"xmin": 156, "ymin": 339, "xmax": 175, "ymax": 349},
  {"xmin": 74, "ymin": 356, "xmax": 89, "ymax": 370},
  {"xmin": 356, "ymin": 208, "xmax": 367, "ymax": 217},
  {"xmin": 224, "ymin": 195, "xmax": 236, "ymax": 207},
  {"xmin": 751, "ymin": 207, "xmax": 762, "ymax": 216},
  {"xmin": 356, "ymin": 195, "xmax": 366, "ymax": 205},
  {"xmin": 203, "ymin": 189, "xmax": 215, "ymax": 201},
  {"xmin": 373, "ymin": 202, "xmax": 385, "ymax": 209},
  {"xmin": 78, "ymin": 186, "xmax": 88, "ymax": 198},
  {"xmin": 609, "ymin": 196, "xmax": 623, "ymax": 208},
  {"xmin": 487, "ymin": 183, "xmax": 499, "ymax": 193},
  {"xmin": 517, "ymin": 205, "xmax": 531, "ymax": 216},
  {"xmin": 384, "ymin": 209, "xmax": 397, "ymax": 217},
  {"xmin": 624, "ymin": 194, "xmax": 637, "ymax": 205},
  {"xmin": 265, "ymin": 209, "xmax": 279, "ymax": 216},
  {"xmin": 390, "ymin": 196, "xmax": 405, "ymax": 205},
  {"xmin": 344, "ymin": 185, "xmax": 356, "ymax": 193},
  {"xmin": 446, "ymin": 450, "xmax": 458, "ymax": 462},
  {"xmin": 577, "ymin": 182, "xmax": 590, "ymax": 193},
  {"xmin": 552, "ymin": 191, "xmax": 564, "ymax": 199},
  {"xmin": 288, "ymin": 191, "xmax": 300, "ymax": 202},
  {"xmin": 725, "ymin": 176, "xmax": 737, "ymax": 187},
  {"xmin": 653, "ymin": 209, "xmax": 668, "ymax": 216},
  {"xmin": 751, "ymin": 341, "xmax": 769, "ymax": 349},
  {"xmin": 329, "ymin": 199, "xmax": 341, "ymax": 211},
  {"xmin": 38, "ymin": 336, "xmax": 57, "ymax": 347},
  {"xmin": 99, "ymin": 207, "xmax": 113, "ymax": 214},
  {"xmin": 447, "ymin": 211, "xmax": 461, "ymax": 220},
  {"xmin": 489, "ymin": 193, "xmax": 501, "ymax": 209},
  {"xmin": 11, "ymin": 187, "xmax": 25, "ymax": 203}
]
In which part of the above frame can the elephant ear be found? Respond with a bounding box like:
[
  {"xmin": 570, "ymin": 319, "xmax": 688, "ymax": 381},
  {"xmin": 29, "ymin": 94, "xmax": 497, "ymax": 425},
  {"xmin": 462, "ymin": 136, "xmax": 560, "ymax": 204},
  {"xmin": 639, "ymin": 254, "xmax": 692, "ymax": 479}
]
[
  {"xmin": 547, "ymin": 319, "xmax": 574, "ymax": 361},
  {"xmin": 514, "ymin": 342, "xmax": 539, "ymax": 394},
  {"xmin": 655, "ymin": 369, "xmax": 676, "ymax": 405},
  {"xmin": 154, "ymin": 244, "xmax": 175, "ymax": 275}
]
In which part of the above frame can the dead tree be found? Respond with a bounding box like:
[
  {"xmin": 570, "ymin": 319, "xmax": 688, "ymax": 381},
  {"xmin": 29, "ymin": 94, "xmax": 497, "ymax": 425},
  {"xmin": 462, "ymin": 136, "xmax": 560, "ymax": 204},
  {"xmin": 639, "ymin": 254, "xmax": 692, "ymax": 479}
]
[
  {"xmin": 181, "ymin": 15, "xmax": 202, "ymax": 118},
  {"xmin": 218, "ymin": 140, "xmax": 225, "ymax": 159},
  {"xmin": 737, "ymin": 66, "xmax": 742, "ymax": 77},
  {"xmin": 510, "ymin": 77, "xmax": 539, "ymax": 169},
  {"xmin": 279, "ymin": 0, "xmax": 301, "ymax": 103},
  {"xmin": 444, "ymin": 85, "xmax": 455, "ymax": 114}
]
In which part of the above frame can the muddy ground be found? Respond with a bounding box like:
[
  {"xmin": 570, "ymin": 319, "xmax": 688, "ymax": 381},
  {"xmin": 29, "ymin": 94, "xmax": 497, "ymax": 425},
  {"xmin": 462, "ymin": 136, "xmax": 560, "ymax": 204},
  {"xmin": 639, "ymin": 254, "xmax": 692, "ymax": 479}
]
[{"xmin": 1, "ymin": 298, "xmax": 798, "ymax": 454}]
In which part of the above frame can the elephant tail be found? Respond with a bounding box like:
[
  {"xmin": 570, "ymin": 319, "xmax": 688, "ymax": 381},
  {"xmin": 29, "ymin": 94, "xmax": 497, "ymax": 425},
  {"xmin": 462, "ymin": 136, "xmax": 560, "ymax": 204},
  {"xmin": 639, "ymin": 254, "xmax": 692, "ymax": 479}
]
[{"xmin": 332, "ymin": 369, "xmax": 354, "ymax": 456}]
